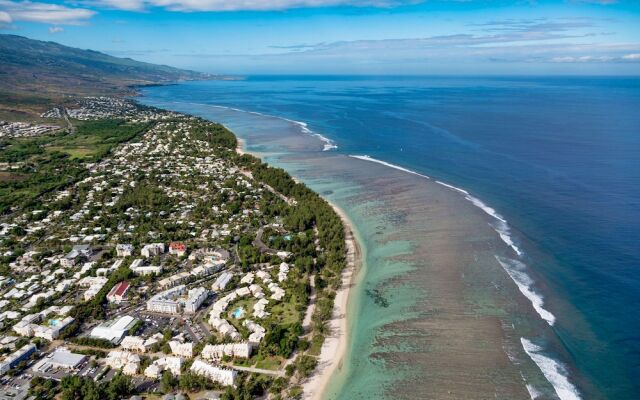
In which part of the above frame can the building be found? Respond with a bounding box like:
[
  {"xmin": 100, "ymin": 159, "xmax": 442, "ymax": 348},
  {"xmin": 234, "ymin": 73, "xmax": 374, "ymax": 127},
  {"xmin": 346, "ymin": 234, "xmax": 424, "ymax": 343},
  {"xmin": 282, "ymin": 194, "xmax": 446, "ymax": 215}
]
[
  {"xmin": 144, "ymin": 356, "xmax": 182, "ymax": 379},
  {"xmin": 121, "ymin": 336, "xmax": 146, "ymax": 352},
  {"xmin": 105, "ymin": 350, "xmax": 140, "ymax": 376},
  {"xmin": 116, "ymin": 244, "xmax": 134, "ymax": 257},
  {"xmin": 141, "ymin": 243, "xmax": 165, "ymax": 258},
  {"xmin": 33, "ymin": 348, "xmax": 87, "ymax": 372},
  {"xmin": 90, "ymin": 315, "xmax": 138, "ymax": 344},
  {"xmin": 13, "ymin": 314, "xmax": 74, "ymax": 341},
  {"xmin": 61, "ymin": 245, "xmax": 92, "ymax": 268},
  {"xmin": 201, "ymin": 343, "xmax": 252, "ymax": 360},
  {"xmin": 190, "ymin": 359, "xmax": 237, "ymax": 387},
  {"xmin": 78, "ymin": 276, "xmax": 108, "ymax": 301},
  {"xmin": 169, "ymin": 242, "xmax": 187, "ymax": 257},
  {"xmin": 168, "ymin": 341, "xmax": 193, "ymax": 358},
  {"xmin": 184, "ymin": 287, "xmax": 208, "ymax": 314},
  {"xmin": 0, "ymin": 344, "xmax": 36, "ymax": 376},
  {"xmin": 107, "ymin": 281, "xmax": 130, "ymax": 303},
  {"xmin": 130, "ymin": 264, "xmax": 162, "ymax": 276},
  {"xmin": 146, "ymin": 285, "xmax": 185, "ymax": 314},
  {"xmin": 211, "ymin": 272, "xmax": 233, "ymax": 292}
]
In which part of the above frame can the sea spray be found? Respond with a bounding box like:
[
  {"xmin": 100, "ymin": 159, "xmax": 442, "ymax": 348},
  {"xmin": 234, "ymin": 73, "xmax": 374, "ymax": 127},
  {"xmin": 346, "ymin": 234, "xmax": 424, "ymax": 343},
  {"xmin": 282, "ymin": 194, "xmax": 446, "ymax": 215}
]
[
  {"xmin": 496, "ymin": 256, "xmax": 556, "ymax": 326},
  {"xmin": 521, "ymin": 338, "xmax": 582, "ymax": 400}
]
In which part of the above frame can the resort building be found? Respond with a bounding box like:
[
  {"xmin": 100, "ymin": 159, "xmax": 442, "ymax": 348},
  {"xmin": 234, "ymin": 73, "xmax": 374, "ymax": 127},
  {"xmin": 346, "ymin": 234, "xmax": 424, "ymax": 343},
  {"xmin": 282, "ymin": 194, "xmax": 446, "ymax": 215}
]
[
  {"xmin": 184, "ymin": 287, "xmax": 208, "ymax": 314},
  {"xmin": 168, "ymin": 340, "xmax": 193, "ymax": 358},
  {"xmin": 146, "ymin": 285, "xmax": 185, "ymax": 314},
  {"xmin": 105, "ymin": 350, "xmax": 140, "ymax": 376},
  {"xmin": 211, "ymin": 272, "xmax": 233, "ymax": 292},
  {"xmin": 144, "ymin": 356, "xmax": 182, "ymax": 379},
  {"xmin": 201, "ymin": 342, "xmax": 252, "ymax": 360},
  {"xmin": 190, "ymin": 359, "xmax": 237, "ymax": 387}
]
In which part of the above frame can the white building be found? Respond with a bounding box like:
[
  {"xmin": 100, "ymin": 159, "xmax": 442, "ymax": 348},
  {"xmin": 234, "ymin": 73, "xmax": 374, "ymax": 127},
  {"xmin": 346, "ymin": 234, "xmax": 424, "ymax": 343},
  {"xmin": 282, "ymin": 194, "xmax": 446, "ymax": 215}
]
[
  {"xmin": 144, "ymin": 356, "xmax": 182, "ymax": 379},
  {"xmin": 129, "ymin": 260, "xmax": 162, "ymax": 275},
  {"xmin": 190, "ymin": 359, "xmax": 237, "ymax": 387},
  {"xmin": 146, "ymin": 285, "xmax": 185, "ymax": 314},
  {"xmin": 168, "ymin": 340, "xmax": 193, "ymax": 358},
  {"xmin": 90, "ymin": 315, "xmax": 137, "ymax": 344},
  {"xmin": 201, "ymin": 342, "xmax": 252, "ymax": 360},
  {"xmin": 211, "ymin": 272, "xmax": 233, "ymax": 292},
  {"xmin": 141, "ymin": 243, "xmax": 165, "ymax": 258},
  {"xmin": 105, "ymin": 350, "xmax": 140, "ymax": 376},
  {"xmin": 33, "ymin": 348, "xmax": 87, "ymax": 372},
  {"xmin": 184, "ymin": 287, "xmax": 208, "ymax": 314},
  {"xmin": 116, "ymin": 244, "xmax": 134, "ymax": 257}
]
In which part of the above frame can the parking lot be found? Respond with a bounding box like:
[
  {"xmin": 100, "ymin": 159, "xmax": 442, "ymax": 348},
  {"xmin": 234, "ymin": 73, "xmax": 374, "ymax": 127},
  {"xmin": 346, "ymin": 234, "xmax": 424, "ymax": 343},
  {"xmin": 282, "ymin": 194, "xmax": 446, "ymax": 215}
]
[{"xmin": 0, "ymin": 374, "xmax": 31, "ymax": 400}]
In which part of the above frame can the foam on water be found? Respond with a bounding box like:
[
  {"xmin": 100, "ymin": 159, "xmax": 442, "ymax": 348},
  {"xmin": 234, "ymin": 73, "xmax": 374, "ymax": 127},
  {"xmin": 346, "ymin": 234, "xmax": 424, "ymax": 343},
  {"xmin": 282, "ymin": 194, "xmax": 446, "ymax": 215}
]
[
  {"xmin": 200, "ymin": 104, "xmax": 339, "ymax": 151},
  {"xmin": 526, "ymin": 384, "xmax": 543, "ymax": 400},
  {"xmin": 349, "ymin": 155, "xmax": 432, "ymax": 179},
  {"xmin": 496, "ymin": 256, "xmax": 556, "ymax": 326},
  {"xmin": 521, "ymin": 338, "xmax": 582, "ymax": 400},
  {"xmin": 348, "ymin": 155, "xmax": 523, "ymax": 257}
]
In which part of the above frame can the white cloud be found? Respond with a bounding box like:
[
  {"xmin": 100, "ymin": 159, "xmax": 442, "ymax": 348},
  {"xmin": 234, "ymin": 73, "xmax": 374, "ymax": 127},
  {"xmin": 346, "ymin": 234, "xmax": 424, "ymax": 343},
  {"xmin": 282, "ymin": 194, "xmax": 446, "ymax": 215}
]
[
  {"xmin": 48, "ymin": 25, "xmax": 63, "ymax": 32},
  {"xmin": 0, "ymin": 0, "xmax": 95, "ymax": 25},
  {"xmin": 622, "ymin": 53, "xmax": 640, "ymax": 60},
  {"xmin": 89, "ymin": 0, "xmax": 418, "ymax": 12},
  {"xmin": 0, "ymin": 10, "xmax": 11, "ymax": 23}
]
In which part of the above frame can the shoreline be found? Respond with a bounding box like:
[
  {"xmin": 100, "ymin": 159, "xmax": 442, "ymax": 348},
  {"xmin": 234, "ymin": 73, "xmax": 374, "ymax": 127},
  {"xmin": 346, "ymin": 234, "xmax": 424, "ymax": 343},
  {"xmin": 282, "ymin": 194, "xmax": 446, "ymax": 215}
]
[
  {"xmin": 139, "ymin": 94, "xmax": 576, "ymax": 399},
  {"xmin": 301, "ymin": 203, "xmax": 360, "ymax": 400},
  {"xmin": 235, "ymin": 130, "xmax": 360, "ymax": 400}
]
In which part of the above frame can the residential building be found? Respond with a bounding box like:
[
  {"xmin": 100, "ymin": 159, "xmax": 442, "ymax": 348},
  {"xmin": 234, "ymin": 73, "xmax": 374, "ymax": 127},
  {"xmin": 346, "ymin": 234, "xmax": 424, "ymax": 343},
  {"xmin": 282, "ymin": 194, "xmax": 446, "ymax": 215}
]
[{"xmin": 107, "ymin": 281, "xmax": 130, "ymax": 303}]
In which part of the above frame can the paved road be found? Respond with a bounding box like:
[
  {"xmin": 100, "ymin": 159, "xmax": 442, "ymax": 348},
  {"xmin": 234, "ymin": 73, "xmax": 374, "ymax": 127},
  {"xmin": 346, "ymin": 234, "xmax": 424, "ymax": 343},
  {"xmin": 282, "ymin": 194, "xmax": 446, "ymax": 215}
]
[{"xmin": 226, "ymin": 364, "xmax": 285, "ymax": 377}]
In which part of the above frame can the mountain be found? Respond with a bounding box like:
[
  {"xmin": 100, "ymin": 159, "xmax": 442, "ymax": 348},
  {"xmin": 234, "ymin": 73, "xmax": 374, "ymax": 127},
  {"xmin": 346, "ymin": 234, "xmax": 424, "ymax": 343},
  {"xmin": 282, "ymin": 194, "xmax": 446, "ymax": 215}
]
[{"xmin": 0, "ymin": 34, "xmax": 213, "ymax": 96}]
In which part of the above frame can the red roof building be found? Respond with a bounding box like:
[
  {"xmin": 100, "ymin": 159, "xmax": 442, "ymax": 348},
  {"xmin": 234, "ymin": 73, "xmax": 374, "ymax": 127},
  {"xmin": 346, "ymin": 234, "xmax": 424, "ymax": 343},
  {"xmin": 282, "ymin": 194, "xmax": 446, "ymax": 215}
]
[
  {"xmin": 107, "ymin": 281, "xmax": 130, "ymax": 303},
  {"xmin": 169, "ymin": 242, "xmax": 187, "ymax": 257}
]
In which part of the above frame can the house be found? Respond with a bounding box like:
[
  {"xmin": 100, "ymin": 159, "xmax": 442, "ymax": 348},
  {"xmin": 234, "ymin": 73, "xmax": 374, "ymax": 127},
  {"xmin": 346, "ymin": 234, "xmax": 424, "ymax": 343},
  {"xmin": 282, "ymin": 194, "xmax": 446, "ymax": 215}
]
[
  {"xmin": 107, "ymin": 281, "xmax": 130, "ymax": 303},
  {"xmin": 141, "ymin": 243, "xmax": 165, "ymax": 258},
  {"xmin": 169, "ymin": 242, "xmax": 186, "ymax": 258},
  {"xmin": 116, "ymin": 244, "xmax": 134, "ymax": 257}
]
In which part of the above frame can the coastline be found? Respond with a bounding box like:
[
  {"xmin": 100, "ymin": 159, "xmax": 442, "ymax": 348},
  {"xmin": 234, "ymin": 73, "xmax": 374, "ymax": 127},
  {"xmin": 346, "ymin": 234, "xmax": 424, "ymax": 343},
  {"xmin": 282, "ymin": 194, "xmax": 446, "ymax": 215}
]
[
  {"xmin": 137, "ymin": 93, "xmax": 581, "ymax": 400},
  {"xmin": 301, "ymin": 204, "xmax": 359, "ymax": 400},
  {"xmin": 235, "ymin": 128, "xmax": 360, "ymax": 400}
]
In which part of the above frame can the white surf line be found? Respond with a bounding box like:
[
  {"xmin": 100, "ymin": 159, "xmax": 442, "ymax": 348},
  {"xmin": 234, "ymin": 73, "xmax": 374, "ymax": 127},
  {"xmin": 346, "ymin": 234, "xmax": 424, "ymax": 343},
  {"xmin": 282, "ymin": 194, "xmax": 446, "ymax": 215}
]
[
  {"xmin": 521, "ymin": 338, "xmax": 582, "ymax": 400},
  {"xmin": 496, "ymin": 256, "xmax": 556, "ymax": 326},
  {"xmin": 207, "ymin": 104, "xmax": 339, "ymax": 151},
  {"xmin": 349, "ymin": 155, "xmax": 432, "ymax": 179}
]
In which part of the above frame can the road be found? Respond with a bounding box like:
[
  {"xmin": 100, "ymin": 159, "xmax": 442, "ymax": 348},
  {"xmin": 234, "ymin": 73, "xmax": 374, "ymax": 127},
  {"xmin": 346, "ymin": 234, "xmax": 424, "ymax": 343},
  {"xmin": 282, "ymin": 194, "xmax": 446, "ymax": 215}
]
[{"xmin": 226, "ymin": 364, "xmax": 285, "ymax": 377}]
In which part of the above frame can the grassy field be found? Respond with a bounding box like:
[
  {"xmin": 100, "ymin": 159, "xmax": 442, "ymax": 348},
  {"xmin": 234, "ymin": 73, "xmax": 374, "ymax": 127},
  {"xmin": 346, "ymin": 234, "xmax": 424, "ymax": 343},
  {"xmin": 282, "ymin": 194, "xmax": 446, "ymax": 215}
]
[{"xmin": 270, "ymin": 301, "xmax": 302, "ymax": 326}]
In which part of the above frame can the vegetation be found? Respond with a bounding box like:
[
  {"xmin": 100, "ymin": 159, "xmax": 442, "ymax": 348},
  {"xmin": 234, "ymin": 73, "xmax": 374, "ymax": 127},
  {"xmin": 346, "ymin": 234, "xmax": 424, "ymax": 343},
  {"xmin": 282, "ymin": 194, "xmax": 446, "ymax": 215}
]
[
  {"xmin": 58, "ymin": 372, "xmax": 134, "ymax": 400},
  {"xmin": 0, "ymin": 119, "xmax": 147, "ymax": 214}
]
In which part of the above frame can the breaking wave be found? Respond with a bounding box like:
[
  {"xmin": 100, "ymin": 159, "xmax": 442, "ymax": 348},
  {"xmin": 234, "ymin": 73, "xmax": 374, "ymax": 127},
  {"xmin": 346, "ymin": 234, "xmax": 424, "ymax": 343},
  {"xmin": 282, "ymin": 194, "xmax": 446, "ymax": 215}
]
[
  {"xmin": 521, "ymin": 338, "xmax": 582, "ymax": 400},
  {"xmin": 206, "ymin": 104, "xmax": 338, "ymax": 151},
  {"xmin": 496, "ymin": 256, "xmax": 556, "ymax": 326}
]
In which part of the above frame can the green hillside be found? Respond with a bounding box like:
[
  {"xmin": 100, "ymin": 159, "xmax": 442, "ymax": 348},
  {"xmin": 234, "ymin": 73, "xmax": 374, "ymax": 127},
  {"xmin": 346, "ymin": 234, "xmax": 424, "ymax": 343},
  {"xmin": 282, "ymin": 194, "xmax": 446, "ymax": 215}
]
[{"xmin": 0, "ymin": 34, "xmax": 211, "ymax": 96}]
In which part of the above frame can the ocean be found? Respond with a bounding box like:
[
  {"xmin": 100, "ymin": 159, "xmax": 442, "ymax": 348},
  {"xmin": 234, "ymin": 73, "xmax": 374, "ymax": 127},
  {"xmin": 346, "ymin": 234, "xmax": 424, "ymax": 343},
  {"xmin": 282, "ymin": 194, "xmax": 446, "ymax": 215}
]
[{"xmin": 139, "ymin": 76, "xmax": 640, "ymax": 400}]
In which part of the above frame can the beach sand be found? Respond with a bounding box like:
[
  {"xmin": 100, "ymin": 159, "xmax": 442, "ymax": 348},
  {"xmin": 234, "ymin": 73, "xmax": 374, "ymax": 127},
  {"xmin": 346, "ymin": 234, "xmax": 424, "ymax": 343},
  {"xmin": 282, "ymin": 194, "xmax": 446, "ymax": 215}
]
[
  {"xmin": 235, "ymin": 128, "xmax": 361, "ymax": 400},
  {"xmin": 143, "ymin": 99, "xmax": 555, "ymax": 400},
  {"xmin": 301, "ymin": 204, "xmax": 360, "ymax": 400}
]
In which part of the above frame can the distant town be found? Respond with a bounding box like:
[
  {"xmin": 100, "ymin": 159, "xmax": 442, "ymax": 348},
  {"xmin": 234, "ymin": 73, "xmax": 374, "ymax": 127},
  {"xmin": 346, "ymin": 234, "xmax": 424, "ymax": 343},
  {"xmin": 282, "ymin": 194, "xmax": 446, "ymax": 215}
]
[{"xmin": 0, "ymin": 98, "xmax": 347, "ymax": 400}]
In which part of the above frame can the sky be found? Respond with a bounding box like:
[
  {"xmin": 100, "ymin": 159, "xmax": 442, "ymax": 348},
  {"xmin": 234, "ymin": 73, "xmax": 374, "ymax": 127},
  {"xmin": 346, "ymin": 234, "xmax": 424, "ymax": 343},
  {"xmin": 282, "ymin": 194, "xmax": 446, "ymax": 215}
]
[{"xmin": 1, "ymin": 0, "xmax": 640, "ymax": 75}]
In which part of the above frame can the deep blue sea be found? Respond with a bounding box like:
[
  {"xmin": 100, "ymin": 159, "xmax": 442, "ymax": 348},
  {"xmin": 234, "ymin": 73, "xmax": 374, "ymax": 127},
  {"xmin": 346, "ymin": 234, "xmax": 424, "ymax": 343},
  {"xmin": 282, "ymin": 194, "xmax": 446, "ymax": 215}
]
[{"xmin": 141, "ymin": 76, "xmax": 640, "ymax": 399}]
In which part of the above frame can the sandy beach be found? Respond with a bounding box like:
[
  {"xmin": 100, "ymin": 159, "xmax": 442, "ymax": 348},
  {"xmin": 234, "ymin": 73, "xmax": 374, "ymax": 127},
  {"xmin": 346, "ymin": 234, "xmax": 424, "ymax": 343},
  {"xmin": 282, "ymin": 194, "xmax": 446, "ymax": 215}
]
[
  {"xmin": 235, "ymin": 130, "xmax": 360, "ymax": 400},
  {"xmin": 301, "ymin": 204, "xmax": 360, "ymax": 400}
]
